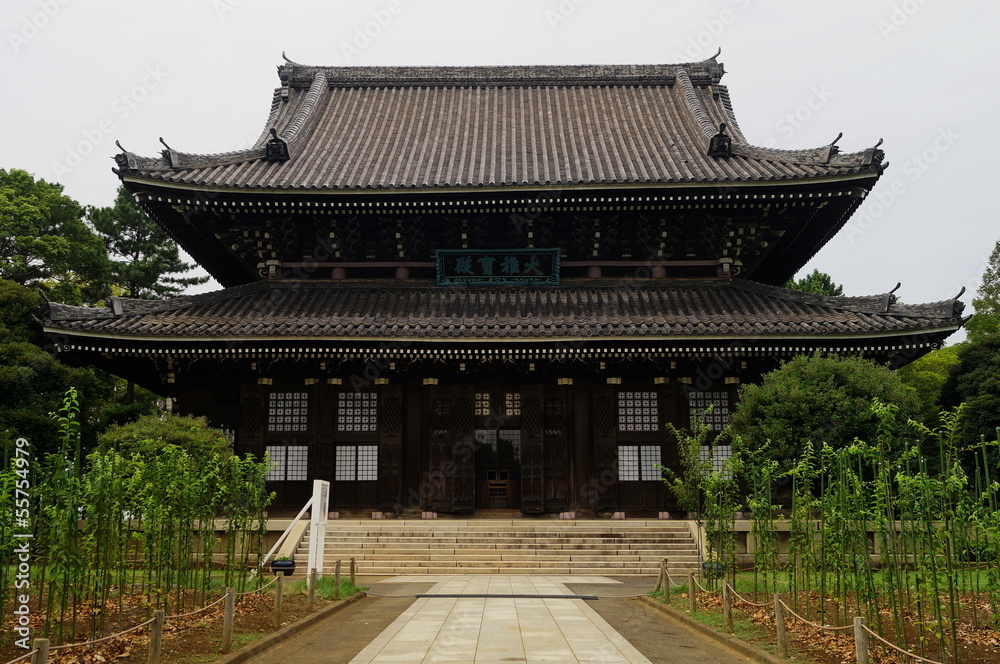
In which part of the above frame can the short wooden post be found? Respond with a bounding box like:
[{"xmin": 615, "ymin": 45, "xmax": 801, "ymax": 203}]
[
  {"xmin": 333, "ymin": 560, "xmax": 342, "ymax": 600},
  {"xmin": 722, "ymin": 580, "xmax": 733, "ymax": 633},
  {"xmin": 654, "ymin": 560, "xmax": 664, "ymax": 593},
  {"xmin": 774, "ymin": 594, "xmax": 788, "ymax": 658},
  {"xmin": 350, "ymin": 557, "xmax": 356, "ymax": 585},
  {"xmin": 147, "ymin": 610, "xmax": 164, "ymax": 664},
  {"xmin": 688, "ymin": 573, "xmax": 696, "ymax": 612},
  {"xmin": 274, "ymin": 574, "xmax": 284, "ymax": 630},
  {"xmin": 307, "ymin": 569, "xmax": 317, "ymax": 612},
  {"xmin": 854, "ymin": 616, "xmax": 869, "ymax": 664},
  {"xmin": 221, "ymin": 587, "xmax": 234, "ymax": 654},
  {"xmin": 31, "ymin": 638, "xmax": 49, "ymax": 664},
  {"xmin": 663, "ymin": 559, "xmax": 670, "ymax": 601}
]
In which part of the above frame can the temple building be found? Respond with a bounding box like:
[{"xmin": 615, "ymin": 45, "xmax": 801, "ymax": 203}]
[{"xmin": 42, "ymin": 55, "xmax": 964, "ymax": 514}]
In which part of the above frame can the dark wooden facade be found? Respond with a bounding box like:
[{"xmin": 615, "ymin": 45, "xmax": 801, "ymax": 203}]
[{"xmin": 43, "ymin": 57, "xmax": 965, "ymax": 514}]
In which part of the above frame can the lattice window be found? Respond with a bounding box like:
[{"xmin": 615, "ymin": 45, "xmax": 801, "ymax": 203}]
[
  {"xmin": 475, "ymin": 392, "xmax": 491, "ymax": 416},
  {"xmin": 505, "ymin": 392, "xmax": 521, "ymax": 417},
  {"xmin": 640, "ymin": 445, "xmax": 662, "ymax": 480},
  {"xmin": 618, "ymin": 445, "xmax": 662, "ymax": 481},
  {"xmin": 617, "ymin": 391, "xmax": 659, "ymax": 432},
  {"xmin": 618, "ymin": 445, "xmax": 639, "ymax": 481},
  {"xmin": 699, "ymin": 445, "xmax": 733, "ymax": 476},
  {"xmin": 688, "ymin": 391, "xmax": 731, "ymax": 430},
  {"xmin": 268, "ymin": 392, "xmax": 309, "ymax": 432},
  {"xmin": 338, "ymin": 392, "xmax": 378, "ymax": 432},
  {"xmin": 265, "ymin": 445, "xmax": 308, "ymax": 481},
  {"xmin": 432, "ymin": 399, "xmax": 450, "ymax": 436},
  {"xmin": 544, "ymin": 398, "xmax": 564, "ymax": 437},
  {"xmin": 335, "ymin": 445, "xmax": 379, "ymax": 481}
]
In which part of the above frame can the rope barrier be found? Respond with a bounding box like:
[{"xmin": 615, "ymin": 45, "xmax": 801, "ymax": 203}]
[
  {"xmin": 2, "ymin": 649, "xmax": 38, "ymax": 664},
  {"xmin": 235, "ymin": 575, "xmax": 278, "ymax": 596},
  {"xmin": 861, "ymin": 624, "xmax": 945, "ymax": 664},
  {"xmin": 166, "ymin": 593, "xmax": 227, "ymax": 620},
  {"xmin": 48, "ymin": 617, "xmax": 157, "ymax": 651},
  {"xmin": 778, "ymin": 599, "xmax": 853, "ymax": 632},
  {"xmin": 728, "ymin": 587, "xmax": 770, "ymax": 608},
  {"xmin": 693, "ymin": 577, "xmax": 722, "ymax": 593}
]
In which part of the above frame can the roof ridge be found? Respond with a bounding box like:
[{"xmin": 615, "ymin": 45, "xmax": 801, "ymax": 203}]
[{"xmin": 277, "ymin": 61, "xmax": 726, "ymax": 89}]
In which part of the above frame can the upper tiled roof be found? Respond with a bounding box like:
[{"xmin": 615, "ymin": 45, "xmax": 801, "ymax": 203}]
[
  {"xmin": 44, "ymin": 279, "xmax": 961, "ymax": 343},
  {"xmin": 114, "ymin": 57, "xmax": 885, "ymax": 192}
]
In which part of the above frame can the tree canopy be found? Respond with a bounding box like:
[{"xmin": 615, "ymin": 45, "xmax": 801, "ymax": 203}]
[
  {"xmin": 88, "ymin": 185, "xmax": 208, "ymax": 299},
  {"xmin": 895, "ymin": 344, "xmax": 965, "ymax": 426},
  {"xmin": 729, "ymin": 354, "xmax": 920, "ymax": 465},
  {"xmin": 939, "ymin": 338, "xmax": 1000, "ymax": 455},
  {"xmin": 783, "ymin": 268, "xmax": 844, "ymax": 296},
  {"xmin": 964, "ymin": 239, "xmax": 1000, "ymax": 342},
  {"xmin": 0, "ymin": 169, "xmax": 108, "ymax": 304}
]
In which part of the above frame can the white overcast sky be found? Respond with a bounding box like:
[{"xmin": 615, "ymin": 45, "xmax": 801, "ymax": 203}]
[{"xmin": 3, "ymin": 0, "xmax": 997, "ymax": 343}]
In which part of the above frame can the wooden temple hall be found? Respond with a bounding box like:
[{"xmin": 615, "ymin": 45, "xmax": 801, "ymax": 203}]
[{"xmin": 43, "ymin": 56, "xmax": 964, "ymax": 515}]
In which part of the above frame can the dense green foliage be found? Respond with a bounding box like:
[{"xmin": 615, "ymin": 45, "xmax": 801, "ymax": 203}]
[
  {"xmin": 667, "ymin": 402, "xmax": 1000, "ymax": 662},
  {"xmin": 0, "ymin": 282, "xmax": 117, "ymax": 456},
  {"xmin": 783, "ymin": 268, "xmax": 844, "ymax": 296},
  {"xmin": 965, "ymin": 238, "xmax": 1000, "ymax": 342},
  {"xmin": 0, "ymin": 169, "xmax": 108, "ymax": 305},
  {"xmin": 729, "ymin": 354, "xmax": 920, "ymax": 464},
  {"xmin": 98, "ymin": 413, "xmax": 234, "ymax": 459},
  {"xmin": 88, "ymin": 185, "xmax": 207, "ymax": 299},
  {"xmin": 940, "ymin": 338, "xmax": 1000, "ymax": 458},
  {"xmin": 1, "ymin": 397, "xmax": 272, "ymax": 646},
  {"xmin": 895, "ymin": 344, "xmax": 965, "ymax": 426}
]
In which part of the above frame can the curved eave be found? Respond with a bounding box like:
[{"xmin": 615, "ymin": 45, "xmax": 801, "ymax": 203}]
[
  {"xmin": 121, "ymin": 170, "xmax": 881, "ymax": 198},
  {"xmin": 44, "ymin": 324, "xmax": 961, "ymax": 348}
]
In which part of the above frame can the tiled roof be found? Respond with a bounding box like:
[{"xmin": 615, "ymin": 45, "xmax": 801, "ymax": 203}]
[
  {"xmin": 44, "ymin": 280, "xmax": 962, "ymax": 343},
  {"xmin": 115, "ymin": 58, "xmax": 884, "ymax": 192}
]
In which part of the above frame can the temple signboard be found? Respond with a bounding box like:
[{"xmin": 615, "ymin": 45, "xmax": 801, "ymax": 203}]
[{"xmin": 436, "ymin": 248, "xmax": 560, "ymax": 286}]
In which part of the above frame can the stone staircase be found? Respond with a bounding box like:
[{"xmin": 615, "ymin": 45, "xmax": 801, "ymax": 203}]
[{"xmin": 294, "ymin": 519, "xmax": 701, "ymax": 576}]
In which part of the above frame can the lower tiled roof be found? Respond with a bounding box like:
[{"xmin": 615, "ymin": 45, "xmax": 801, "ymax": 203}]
[{"xmin": 43, "ymin": 279, "xmax": 963, "ymax": 343}]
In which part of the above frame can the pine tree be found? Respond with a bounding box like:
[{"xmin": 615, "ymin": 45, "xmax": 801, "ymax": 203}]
[
  {"xmin": 88, "ymin": 186, "xmax": 208, "ymax": 299},
  {"xmin": 783, "ymin": 268, "xmax": 844, "ymax": 296},
  {"xmin": 964, "ymin": 239, "xmax": 1000, "ymax": 342}
]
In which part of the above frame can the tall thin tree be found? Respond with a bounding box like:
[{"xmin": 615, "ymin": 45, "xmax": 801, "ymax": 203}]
[{"xmin": 88, "ymin": 186, "xmax": 208, "ymax": 299}]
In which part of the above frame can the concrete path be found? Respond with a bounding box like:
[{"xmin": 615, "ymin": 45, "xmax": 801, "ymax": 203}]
[
  {"xmin": 352, "ymin": 575, "xmax": 647, "ymax": 663},
  {"xmin": 248, "ymin": 575, "xmax": 749, "ymax": 663}
]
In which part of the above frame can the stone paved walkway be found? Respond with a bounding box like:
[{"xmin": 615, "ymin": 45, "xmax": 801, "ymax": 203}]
[{"xmin": 351, "ymin": 575, "xmax": 647, "ymax": 663}]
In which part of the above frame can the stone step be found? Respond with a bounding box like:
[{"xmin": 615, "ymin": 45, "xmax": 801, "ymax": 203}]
[{"xmin": 297, "ymin": 520, "xmax": 701, "ymax": 576}]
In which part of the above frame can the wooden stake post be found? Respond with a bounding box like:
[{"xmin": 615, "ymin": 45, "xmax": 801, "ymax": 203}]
[
  {"xmin": 774, "ymin": 594, "xmax": 788, "ymax": 658},
  {"xmin": 147, "ymin": 610, "xmax": 164, "ymax": 664},
  {"xmin": 221, "ymin": 587, "xmax": 234, "ymax": 654}
]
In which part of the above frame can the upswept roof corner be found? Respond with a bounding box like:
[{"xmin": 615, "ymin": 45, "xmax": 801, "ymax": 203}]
[{"xmin": 112, "ymin": 55, "xmax": 886, "ymax": 191}]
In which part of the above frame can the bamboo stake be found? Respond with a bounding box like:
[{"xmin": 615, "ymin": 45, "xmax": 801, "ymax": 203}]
[
  {"xmin": 688, "ymin": 573, "xmax": 696, "ymax": 612},
  {"xmin": 307, "ymin": 569, "xmax": 316, "ymax": 612},
  {"xmin": 334, "ymin": 560, "xmax": 342, "ymax": 601},
  {"xmin": 274, "ymin": 574, "xmax": 284, "ymax": 630},
  {"xmin": 722, "ymin": 580, "xmax": 733, "ymax": 633}
]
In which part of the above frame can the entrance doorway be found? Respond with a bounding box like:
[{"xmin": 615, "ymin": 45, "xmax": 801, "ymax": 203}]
[
  {"xmin": 474, "ymin": 429, "xmax": 521, "ymax": 508},
  {"xmin": 473, "ymin": 389, "xmax": 522, "ymax": 509}
]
